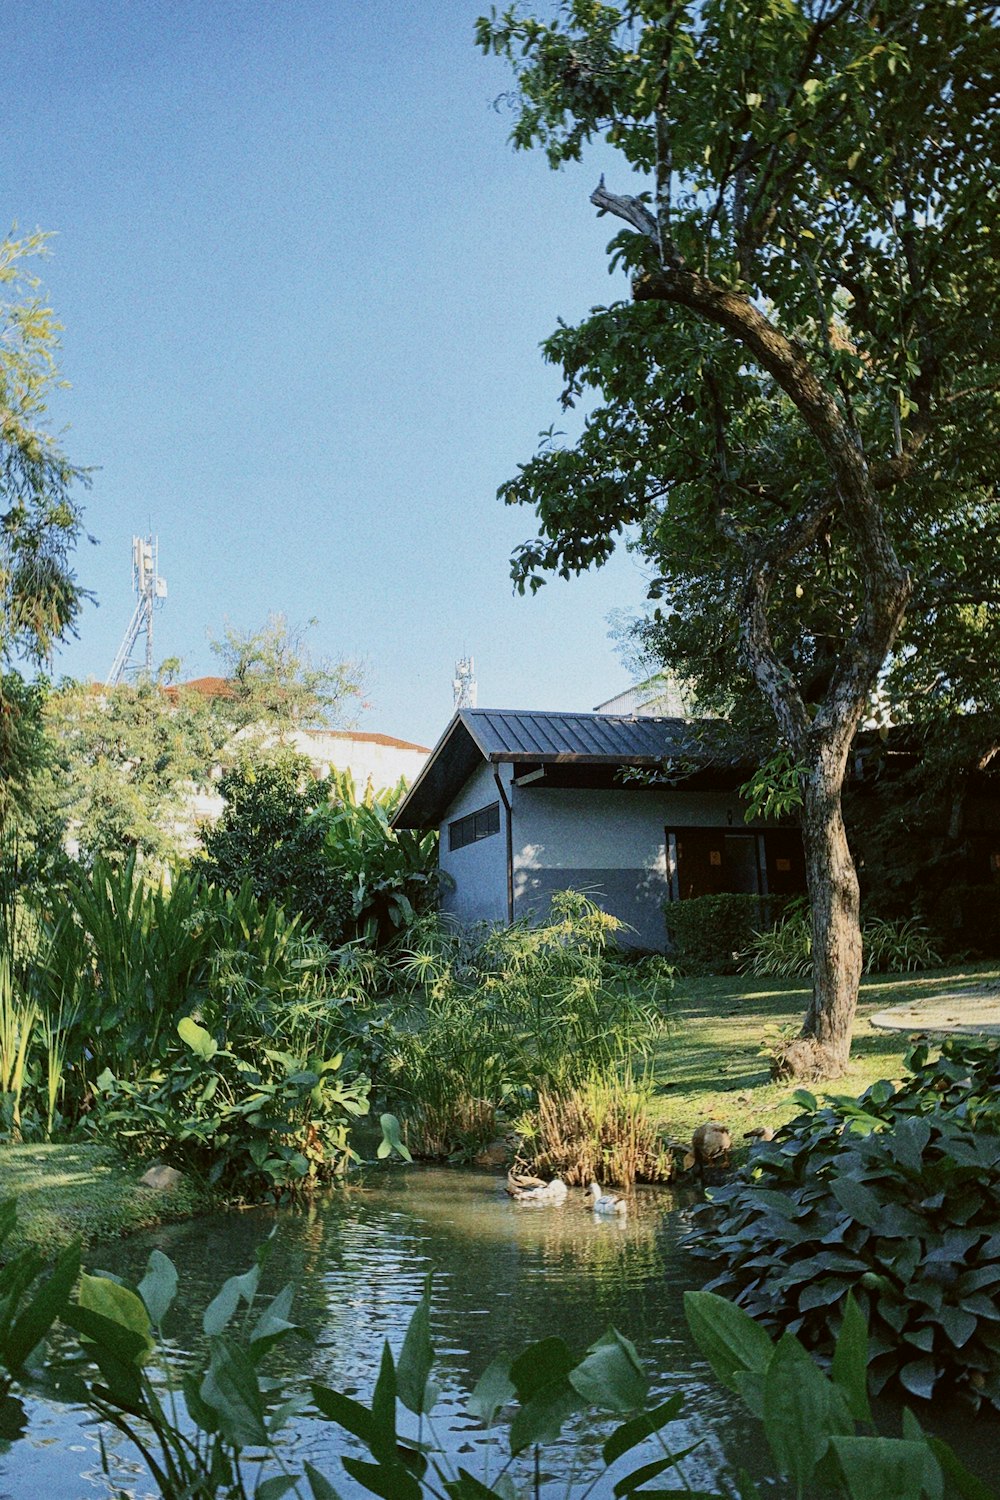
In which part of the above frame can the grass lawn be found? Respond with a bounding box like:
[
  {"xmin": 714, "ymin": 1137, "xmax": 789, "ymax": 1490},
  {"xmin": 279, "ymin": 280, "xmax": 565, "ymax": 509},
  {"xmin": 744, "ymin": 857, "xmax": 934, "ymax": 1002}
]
[
  {"xmin": 0, "ymin": 1143, "xmax": 205, "ymax": 1253},
  {"xmin": 649, "ymin": 963, "xmax": 1000, "ymax": 1155}
]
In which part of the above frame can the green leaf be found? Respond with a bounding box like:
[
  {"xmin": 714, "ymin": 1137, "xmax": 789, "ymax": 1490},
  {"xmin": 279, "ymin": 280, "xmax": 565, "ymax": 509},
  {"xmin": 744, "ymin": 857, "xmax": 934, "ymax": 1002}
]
[
  {"xmin": 899, "ymin": 1358, "xmax": 937, "ymax": 1400},
  {"xmin": 763, "ymin": 1333, "xmax": 850, "ymax": 1488},
  {"xmin": 341, "ymin": 1457, "xmax": 422, "ymax": 1500},
  {"xmin": 378, "ymin": 1113, "xmax": 412, "ymax": 1163},
  {"xmin": 509, "ymin": 1377, "xmax": 579, "ymax": 1457},
  {"xmin": 178, "ymin": 1014, "xmax": 218, "ymax": 1060},
  {"xmin": 304, "ymin": 1462, "xmax": 344, "ymax": 1500},
  {"xmin": 683, "ymin": 1291, "xmax": 774, "ymax": 1395},
  {"xmin": 603, "ymin": 1394, "xmax": 684, "ymax": 1465},
  {"xmin": 311, "ymin": 1384, "xmax": 378, "ymax": 1450},
  {"xmin": 829, "ymin": 1436, "xmax": 933, "ymax": 1500},
  {"xmin": 830, "ymin": 1177, "xmax": 885, "ymax": 1230},
  {"xmin": 182, "ymin": 1371, "xmax": 219, "ymax": 1434},
  {"xmin": 570, "ymin": 1328, "xmax": 648, "ymax": 1413},
  {"xmin": 203, "ymin": 1264, "xmax": 261, "ymax": 1336},
  {"xmin": 371, "ymin": 1341, "xmax": 398, "ymax": 1455},
  {"xmin": 468, "ymin": 1355, "xmax": 514, "ymax": 1427},
  {"xmin": 256, "ymin": 1477, "xmax": 297, "ymax": 1500},
  {"xmin": 613, "ymin": 1453, "xmax": 684, "ymax": 1496},
  {"xmin": 831, "ymin": 1294, "xmax": 871, "ymax": 1423},
  {"xmin": 250, "ymin": 1283, "xmax": 298, "ymax": 1359},
  {"xmin": 509, "ymin": 1336, "xmax": 575, "ymax": 1401},
  {"xmin": 3, "ymin": 1238, "xmax": 80, "ymax": 1374},
  {"xmin": 77, "ymin": 1274, "xmax": 154, "ymax": 1364},
  {"xmin": 138, "ymin": 1249, "xmax": 177, "ymax": 1329},
  {"xmin": 397, "ymin": 1277, "xmax": 437, "ymax": 1416},
  {"xmin": 200, "ymin": 1336, "xmax": 268, "ymax": 1447}
]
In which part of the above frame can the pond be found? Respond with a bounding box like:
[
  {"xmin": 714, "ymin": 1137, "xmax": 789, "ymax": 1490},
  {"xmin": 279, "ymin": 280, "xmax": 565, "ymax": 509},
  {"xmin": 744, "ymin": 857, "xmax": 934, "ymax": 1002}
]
[{"xmin": 2, "ymin": 1166, "xmax": 998, "ymax": 1498}]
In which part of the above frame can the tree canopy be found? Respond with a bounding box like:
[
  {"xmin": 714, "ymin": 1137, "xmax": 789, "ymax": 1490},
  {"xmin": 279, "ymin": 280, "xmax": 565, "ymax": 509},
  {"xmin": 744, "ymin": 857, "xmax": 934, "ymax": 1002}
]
[
  {"xmin": 479, "ymin": 0, "xmax": 1000, "ymax": 1073},
  {"xmin": 209, "ymin": 613, "xmax": 366, "ymax": 729},
  {"xmin": 0, "ymin": 232, "xmax": 86, "ymax": 671}
]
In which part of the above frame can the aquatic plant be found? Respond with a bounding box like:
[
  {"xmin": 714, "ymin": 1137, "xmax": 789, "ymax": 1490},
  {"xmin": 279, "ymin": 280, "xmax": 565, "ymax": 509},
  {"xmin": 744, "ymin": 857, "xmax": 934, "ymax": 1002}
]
[
  {"xmin": 0, "ymin": 1213, "xmax": 983, "ymax": 1500},
  {"xmin": 515, "ymin": 1066, "xmax": 673, "ymax": 1188}
]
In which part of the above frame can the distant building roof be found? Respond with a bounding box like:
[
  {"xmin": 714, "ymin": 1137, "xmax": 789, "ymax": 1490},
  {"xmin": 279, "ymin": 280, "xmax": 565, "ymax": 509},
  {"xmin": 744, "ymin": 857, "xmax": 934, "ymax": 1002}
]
[
  {"xmin": 594, "ymin": 671, "xmax": 700, "ymax": 718},
  {"xmin": 308, "ymin": 729, "xmax": 430, "ymax": 753},
  {"xmin": 393, "ymin": 708, "xmax": 742, "ymax": 828}
]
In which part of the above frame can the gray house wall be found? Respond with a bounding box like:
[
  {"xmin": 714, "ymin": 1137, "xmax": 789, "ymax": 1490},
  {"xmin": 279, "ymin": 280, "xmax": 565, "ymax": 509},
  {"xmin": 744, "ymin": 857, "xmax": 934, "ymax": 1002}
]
[
  {"xmin": 511, "ymin": 785, "xmax": 753, "ymax": 950},
  {"xmin": 440, "ymin": 770, "xmax": 765, "ymax": 950},
  {"xmin": 439, "ymin": 762, "xmax": 511, "ymax": 927}
]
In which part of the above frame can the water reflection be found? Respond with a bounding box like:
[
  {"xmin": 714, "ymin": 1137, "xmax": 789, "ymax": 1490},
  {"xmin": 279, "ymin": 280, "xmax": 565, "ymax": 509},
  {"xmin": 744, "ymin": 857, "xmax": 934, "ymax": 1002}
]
[{"xmin": 3, "ymin": 1166, "xmax": 998, "ymax": 1498}]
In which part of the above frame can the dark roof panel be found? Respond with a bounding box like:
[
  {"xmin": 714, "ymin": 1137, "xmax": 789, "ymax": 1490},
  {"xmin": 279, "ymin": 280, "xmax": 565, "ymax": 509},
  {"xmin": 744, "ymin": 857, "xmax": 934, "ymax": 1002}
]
[{"xmin": 392, "ymin": 707, "xmax": 745, "ymax": 829}]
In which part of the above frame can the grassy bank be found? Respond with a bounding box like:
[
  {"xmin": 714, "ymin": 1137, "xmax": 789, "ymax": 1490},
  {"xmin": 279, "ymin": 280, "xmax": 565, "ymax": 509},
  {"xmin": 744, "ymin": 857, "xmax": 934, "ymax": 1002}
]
[
  {"xmin": 0, "ymin": 1143, "xmax": 206, "ymax": 1253},
  {"xmin": 649, "ymin": 964, "xmax": 1000, "ymax": 1154}
]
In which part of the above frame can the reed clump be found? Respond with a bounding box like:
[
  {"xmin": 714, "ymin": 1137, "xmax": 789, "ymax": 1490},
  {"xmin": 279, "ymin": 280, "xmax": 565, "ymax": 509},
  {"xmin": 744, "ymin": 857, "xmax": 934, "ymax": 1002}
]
[{"xmin": 516, "ymin": 1070, "xmax": 674, "ymax": 1189}]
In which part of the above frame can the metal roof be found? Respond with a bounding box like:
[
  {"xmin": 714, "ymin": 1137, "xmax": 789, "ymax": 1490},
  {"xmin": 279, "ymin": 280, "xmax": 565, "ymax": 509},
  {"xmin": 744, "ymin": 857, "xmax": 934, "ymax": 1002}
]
[
  {"xmin": 392, "ymin": 708, "xmax": 729, "ymax": 829},
  {"xmin": 460, "ymin": 708, "xmax": 700, "ymax": 761}
]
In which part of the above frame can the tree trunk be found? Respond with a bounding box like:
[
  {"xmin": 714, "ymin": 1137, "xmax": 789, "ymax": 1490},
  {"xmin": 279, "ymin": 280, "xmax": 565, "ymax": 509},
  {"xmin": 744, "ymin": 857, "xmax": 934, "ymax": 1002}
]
[{"xmin": 778, "ymin": 744, "xmax": 862, "ymax": 1080}]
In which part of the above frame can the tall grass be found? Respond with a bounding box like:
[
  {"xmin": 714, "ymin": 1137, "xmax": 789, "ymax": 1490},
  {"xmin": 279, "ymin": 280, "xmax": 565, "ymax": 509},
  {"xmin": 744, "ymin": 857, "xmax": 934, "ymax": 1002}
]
[
  {"xmin": 378, "ymin": 892, "xmax": 674, "ymax": 1164},
  {"xmin": 516, "ymin": 1067, "xmax": 673, "ymax": 1188}
]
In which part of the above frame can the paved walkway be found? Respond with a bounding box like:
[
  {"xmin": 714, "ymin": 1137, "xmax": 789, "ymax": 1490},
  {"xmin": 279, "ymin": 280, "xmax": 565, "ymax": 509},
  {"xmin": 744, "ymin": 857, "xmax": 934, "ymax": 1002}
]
[{"xmin": 869, "ymin": 986, "xmax": 1000, "ymax": 1037}]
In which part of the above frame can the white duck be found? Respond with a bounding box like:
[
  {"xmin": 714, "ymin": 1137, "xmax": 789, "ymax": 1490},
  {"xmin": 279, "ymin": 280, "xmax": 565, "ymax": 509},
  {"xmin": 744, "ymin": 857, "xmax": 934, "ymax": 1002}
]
[
  {"xmin": 510, "ymin": 1176, "xmax": 568, "ymax": 1205},
  {"xmin": 588, "ymin": 1182, "xmax": 628, "ymax": 1216}
]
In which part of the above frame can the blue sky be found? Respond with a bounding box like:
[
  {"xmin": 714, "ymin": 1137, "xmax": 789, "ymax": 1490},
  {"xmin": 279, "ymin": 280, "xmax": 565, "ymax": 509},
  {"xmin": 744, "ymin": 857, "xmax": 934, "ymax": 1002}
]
[{"xmin": 6, "ymin": 0, "xmax": 652, "ymax": 746}]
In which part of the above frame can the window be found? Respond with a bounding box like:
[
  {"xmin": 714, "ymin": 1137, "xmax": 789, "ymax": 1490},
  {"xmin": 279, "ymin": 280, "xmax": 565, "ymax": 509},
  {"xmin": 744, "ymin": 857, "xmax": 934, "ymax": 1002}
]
[
  {"xmin": 666, "ymin": 826, "xmax": 805, "ymax": 900},
  {"xmin": 449, "ymin": 801, "xmax": 500, "ymax": 852}
]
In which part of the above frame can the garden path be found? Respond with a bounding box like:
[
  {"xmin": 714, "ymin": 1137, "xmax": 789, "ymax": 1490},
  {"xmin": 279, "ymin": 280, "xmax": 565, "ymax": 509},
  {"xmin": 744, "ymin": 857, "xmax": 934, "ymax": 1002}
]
[{"xmin": 869, "ymin": 983, "xmax": 1000, "ymax": 1037}]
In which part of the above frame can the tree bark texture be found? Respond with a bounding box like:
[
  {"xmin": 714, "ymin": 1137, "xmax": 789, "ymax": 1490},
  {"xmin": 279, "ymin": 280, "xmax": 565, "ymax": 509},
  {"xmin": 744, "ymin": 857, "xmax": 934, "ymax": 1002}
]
[
  {"xmin": 592, "ymin": 182, "xmax": 913, "ymax": 1077},
  {"xmin": 782, "ymin": 746, "xmax": 863, "ymax": 1079}
]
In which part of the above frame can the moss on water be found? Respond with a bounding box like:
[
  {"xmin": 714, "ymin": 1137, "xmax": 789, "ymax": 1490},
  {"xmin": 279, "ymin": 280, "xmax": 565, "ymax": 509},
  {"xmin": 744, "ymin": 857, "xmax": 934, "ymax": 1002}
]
[
  {"xmin": 0, "ymin": 1143, "xmax": 207, "ymax": 1253},
  {"xmin": 649, "ymin": 964, "xmax": 1000, "ymax": 1157}
]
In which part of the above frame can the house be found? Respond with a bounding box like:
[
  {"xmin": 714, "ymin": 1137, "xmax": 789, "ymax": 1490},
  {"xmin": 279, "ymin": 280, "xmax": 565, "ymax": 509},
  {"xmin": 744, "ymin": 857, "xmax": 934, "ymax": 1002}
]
[{"xmin": 392, "ymin": 708, "xmax": 805, "ymax": 950}]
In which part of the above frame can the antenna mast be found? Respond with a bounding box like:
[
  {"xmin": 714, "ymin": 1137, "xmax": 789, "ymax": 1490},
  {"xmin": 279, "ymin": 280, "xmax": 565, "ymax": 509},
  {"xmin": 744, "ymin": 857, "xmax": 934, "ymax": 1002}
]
[
  {"xmin": 107, "ymin": 535, "xmax": 167, "ymax": 686},
  {"xmin": 452, "ymin": 655, "xmax": 477, "ymax": 709}
]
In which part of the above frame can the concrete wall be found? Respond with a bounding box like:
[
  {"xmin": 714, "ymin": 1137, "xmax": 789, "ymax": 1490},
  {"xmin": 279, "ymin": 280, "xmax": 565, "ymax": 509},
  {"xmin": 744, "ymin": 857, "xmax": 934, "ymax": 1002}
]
[
  {"xmin": 439, "ymin": 771, "xmax": 760, "ymax": 950},
  {"xmin": 511, "ymin": 785, "xmax": 750, "ymax": 949},
  {"xmin": 439, "ymin": 762, "xmax": 511, "ymax": 927}
]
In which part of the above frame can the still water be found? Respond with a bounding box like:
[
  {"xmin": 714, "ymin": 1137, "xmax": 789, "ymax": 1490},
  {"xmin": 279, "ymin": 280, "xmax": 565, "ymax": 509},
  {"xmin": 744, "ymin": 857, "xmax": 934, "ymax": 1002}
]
[{"xmin": 2, "ymin": 1166, "xmax": 997, "ymax": 1498}]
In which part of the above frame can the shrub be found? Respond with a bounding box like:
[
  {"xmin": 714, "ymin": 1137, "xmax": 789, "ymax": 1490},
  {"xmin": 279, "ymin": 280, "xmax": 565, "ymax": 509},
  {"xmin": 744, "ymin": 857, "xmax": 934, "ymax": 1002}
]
[
  {"xmin": 686, "ymin": 1038, "xmax": 1000, "ymax": 1409},
  {"xmin": 664, "ymin": 892, "xmax": 789, "ymax": 974},
  {"xmin": 515, "ymin": 1067, "xmax": 674, "ymax": 1187},
  {"xmin": 94, "ymin": 1015, "xmax": 372, "ymax": 1198},
  {"xmin": 380, "ymin": 892, "xmax": 673, "ymax": 1163},
  {"xmin": 742, "ymin": 904, "xmax": 941, "ymax": 977}
]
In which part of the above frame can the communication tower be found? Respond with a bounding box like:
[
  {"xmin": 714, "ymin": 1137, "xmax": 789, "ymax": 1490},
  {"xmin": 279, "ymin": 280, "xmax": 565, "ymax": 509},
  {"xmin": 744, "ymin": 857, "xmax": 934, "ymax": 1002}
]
[
  {"xmin": 452, "ymin": 656, "xmax": 477, "ymax": 710},
  {"xmin": 106, "ymin": 536, "xmax": 168, "ymax": 686}
]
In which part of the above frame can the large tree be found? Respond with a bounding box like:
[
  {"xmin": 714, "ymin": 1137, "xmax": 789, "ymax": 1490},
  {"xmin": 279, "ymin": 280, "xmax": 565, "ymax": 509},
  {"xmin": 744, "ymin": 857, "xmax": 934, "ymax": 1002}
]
[{"xmin": 479, "ymin": 0, "xmax": 1000, "ymax": 1075}]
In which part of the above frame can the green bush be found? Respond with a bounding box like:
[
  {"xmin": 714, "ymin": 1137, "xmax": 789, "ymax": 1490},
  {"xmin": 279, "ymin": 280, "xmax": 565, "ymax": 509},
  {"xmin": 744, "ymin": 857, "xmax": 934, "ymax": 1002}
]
[
  {"xmin": 94, "ymin": 1015, "xmax": 372, "ymax": 1198},
  {"xmin": 686, "ymin": 1039, "xmax": 1000, "ymax": 1409},
  {"xmin": 664, "ymin": 892, "xmax": 789, "ymax": 973},
  {"xmin": 381, "ymin": 891, "xmax": 673, "ymax": 1162},
  {"xmin": 743, "ymin": 904, "xmax": 941, "ymax": 977}
]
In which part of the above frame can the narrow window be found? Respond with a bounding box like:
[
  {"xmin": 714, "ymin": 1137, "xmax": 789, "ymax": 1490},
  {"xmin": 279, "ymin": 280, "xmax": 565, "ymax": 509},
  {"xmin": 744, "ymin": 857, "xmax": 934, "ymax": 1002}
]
[{"xmin": 449, "ymin": 801, "xmax": 501, "ymax": 852}]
